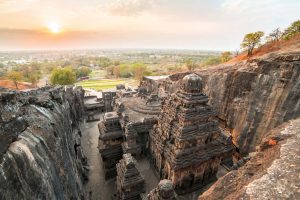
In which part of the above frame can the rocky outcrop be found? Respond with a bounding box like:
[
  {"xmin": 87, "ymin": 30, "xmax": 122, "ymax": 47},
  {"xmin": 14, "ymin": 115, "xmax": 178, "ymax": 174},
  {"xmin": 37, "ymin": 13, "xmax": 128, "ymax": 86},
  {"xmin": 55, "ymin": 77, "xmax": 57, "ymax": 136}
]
[
  {"xmin": 199, "ymin": 52, "xmax": 300, "ymax": 154},
  {"xmin": 0, "ymin": 86, "xmax": 86, "ymax": 200},
  {"xmin": 199, "ymin": 117, "xmax": 300, "ymax": 200}
]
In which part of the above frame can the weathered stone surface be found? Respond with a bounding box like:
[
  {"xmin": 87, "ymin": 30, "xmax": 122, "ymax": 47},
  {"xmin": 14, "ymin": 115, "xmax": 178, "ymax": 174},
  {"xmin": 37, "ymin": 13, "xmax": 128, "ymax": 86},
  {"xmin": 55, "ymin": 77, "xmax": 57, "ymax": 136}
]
[
  {"xmin": 199, "ymin": 52, "xmax": 300, "ymax": 154},
  {"xmin": 199, "ymin": 117, "xmax": 300, "ymax": 200},
  {"xmin": 116, "ymin": 153, "xmax": 145, "ymax": 200},
  {"xmin": 146, "ymin": 179, "xmax": 179, "ymax": 200},
  {"xmin": 0, "ymin": 86, "xmax": 86, "ymax": 200}
]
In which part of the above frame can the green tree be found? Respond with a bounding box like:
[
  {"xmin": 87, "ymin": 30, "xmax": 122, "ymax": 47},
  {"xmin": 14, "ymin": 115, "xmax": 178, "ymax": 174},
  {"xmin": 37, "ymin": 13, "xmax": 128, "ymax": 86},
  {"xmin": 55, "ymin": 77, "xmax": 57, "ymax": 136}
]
[
  {"xmin": 201, "ymin": 56, "xmax": 222, "ymax": 66},
  {"xmin": 106, "ymin": 66, "xmax": 114, "ymax": 76},
  {"xmin": 98, "ymin": 57, "xmax": 111, "ymax": 68},
  {"xmin": 266, "ymin": 28, "xmax": 282, "ymax": 42},
  {"xmin": 221, "ymin": 51, "xmax": 232, "ymax": 62},
  {"xmin": 131, "ymin": 63, "xmax": 150, "ymax": 80},
  {"xmin": 28, "ymin": 73, "xmax": 41, "ymax": 87},
  {"xmin": 20, "ymin": 65, "xmax": 41, "ymax": 83},
  {"xmin": 241, "ymin": 31, "xmax": 264, "ymax": 56},
  {"xmin": 50, "ymin": 67, "xmax": 76, "ymax": 85},
  {"xmin": 119, "ymin": 64, "xmax": 132, "ymax": 78},
  {"xmin": 282, "ymin": 20, "xmax": 300, "ymax": 40},
  {"xmin": 185, "ymin": 59, "xmax": 198, "ymax": 71},
  {"xmin": 7, "ymin": 70, "xmax": 23, "ymax": 89},
  {"xmin": 75, "ymin": 66, "xmax": 92, "ymax": 78}
]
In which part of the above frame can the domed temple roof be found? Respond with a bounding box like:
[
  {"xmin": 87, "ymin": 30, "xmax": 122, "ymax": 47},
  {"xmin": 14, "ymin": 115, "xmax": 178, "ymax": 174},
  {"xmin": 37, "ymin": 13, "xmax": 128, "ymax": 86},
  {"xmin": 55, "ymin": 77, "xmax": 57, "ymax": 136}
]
[{"xmin": 181, "ymin": 73, "xmax": 203, "ymax": 93}]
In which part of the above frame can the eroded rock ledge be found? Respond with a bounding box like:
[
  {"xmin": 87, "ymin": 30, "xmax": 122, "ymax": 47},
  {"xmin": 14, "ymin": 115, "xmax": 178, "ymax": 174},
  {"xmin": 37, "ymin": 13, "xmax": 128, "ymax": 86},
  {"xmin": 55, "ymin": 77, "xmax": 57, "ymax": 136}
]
[
  {"xmin": 199, "ymin": 117, "xmax": 300, "ymax": 200},
  {"xmin": 0, "ymin": 86, "xmax": 86, "ymax": 200}
]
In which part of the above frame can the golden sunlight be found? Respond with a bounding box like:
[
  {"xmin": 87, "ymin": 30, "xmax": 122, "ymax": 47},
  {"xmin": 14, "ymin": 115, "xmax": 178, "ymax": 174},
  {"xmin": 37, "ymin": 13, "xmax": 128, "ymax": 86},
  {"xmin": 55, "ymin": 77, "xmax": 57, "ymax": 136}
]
[{"xmin": 47, "ymin": 22, "xmax": 61, "ymax": 34}]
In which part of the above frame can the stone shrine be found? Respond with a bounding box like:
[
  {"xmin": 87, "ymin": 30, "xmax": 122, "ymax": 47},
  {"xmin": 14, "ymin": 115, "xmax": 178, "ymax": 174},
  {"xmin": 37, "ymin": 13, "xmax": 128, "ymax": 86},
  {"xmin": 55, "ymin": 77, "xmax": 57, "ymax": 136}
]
[
  {"xmin": 150, "ymin": 74, "xmax": 233, "ymax": 194},
  {"xmin": 122, "ymin": 122, "xmax": 142, "ymax": 158},
  {"xmin": 98, "ymin": 112, "xmax": 123, "ymax": 179},
  {"xmin": 116, "ymin": 153, "xmax": 145, "ymax": 200},
  {"xmin": 145, "ymin": 179, "xmax": 178, "ymax": 200}
]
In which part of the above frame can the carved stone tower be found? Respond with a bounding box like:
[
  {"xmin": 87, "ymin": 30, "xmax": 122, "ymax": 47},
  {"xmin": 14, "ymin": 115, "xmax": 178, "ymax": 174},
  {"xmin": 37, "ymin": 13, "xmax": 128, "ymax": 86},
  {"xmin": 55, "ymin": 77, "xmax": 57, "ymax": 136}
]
[{"xmin": 150, "ymin": 73, "xmax": 233, "ymax": 194}]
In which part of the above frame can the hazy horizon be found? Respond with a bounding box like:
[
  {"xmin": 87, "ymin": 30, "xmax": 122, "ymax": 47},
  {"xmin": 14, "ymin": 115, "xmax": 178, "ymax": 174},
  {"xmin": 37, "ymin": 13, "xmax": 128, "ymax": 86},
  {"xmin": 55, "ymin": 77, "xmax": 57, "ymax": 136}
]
[{"xmin": 0, "ymin": 0, "xmax": 299, "ymax": 51}]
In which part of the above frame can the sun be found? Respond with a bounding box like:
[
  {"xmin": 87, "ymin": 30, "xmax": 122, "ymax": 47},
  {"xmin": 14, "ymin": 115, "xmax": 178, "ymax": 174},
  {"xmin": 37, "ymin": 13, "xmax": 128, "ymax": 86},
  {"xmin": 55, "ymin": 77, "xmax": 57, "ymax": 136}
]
[{"xmin": 47, "ymin": 22, "xmax": 61, "ymax": 34}]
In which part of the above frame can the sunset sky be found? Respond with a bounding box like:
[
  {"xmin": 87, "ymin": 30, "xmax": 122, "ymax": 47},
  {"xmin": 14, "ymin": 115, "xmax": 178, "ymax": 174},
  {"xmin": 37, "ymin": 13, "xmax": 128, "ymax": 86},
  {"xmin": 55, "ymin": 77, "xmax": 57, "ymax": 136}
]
[{"xmin": 0, "ymin": 0, "xmax": 299, "ymax": 51}]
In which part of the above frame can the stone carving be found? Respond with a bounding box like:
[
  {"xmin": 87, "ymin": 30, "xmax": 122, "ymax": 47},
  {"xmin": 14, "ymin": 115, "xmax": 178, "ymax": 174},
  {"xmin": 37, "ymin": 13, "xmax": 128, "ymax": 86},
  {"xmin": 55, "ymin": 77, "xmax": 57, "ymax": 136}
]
[
  {"xmin": 150, "ymin": 74, "xmax": 233, "ymax": 194},
  {"xmin": 145, "ymin": 179, "xmax": 178, "ymax": 200},
  {"xmin": 122, "ymin": 122, "xmax": 142, "ymax": 158},
  {"xmin": 98, "ymin": 112, "xmax": 123, "ymax": 179},
  {"xmin": 114, "ymin": 96, "xmax": 161, "ymax": 158},
  {"xmin": 116, "ymin": 153, "xmax": 145, "ymax": 200}
]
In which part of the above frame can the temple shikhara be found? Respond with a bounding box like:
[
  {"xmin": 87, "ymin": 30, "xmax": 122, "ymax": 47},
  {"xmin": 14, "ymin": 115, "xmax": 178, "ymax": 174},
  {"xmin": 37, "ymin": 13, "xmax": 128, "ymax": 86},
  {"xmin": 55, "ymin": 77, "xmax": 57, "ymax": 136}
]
[
  {"xmin": 146, "ymin": 179, "xmax": 179, "ymax": 200},
  {"xmin": 116, "ymin": 153, "xmax": 145, "ymax": 200},
  {"xmin": 98, "ymin": 112, "xmax": 123, "ymax": 179},
  {"xmin": 150, "ymin": 74, "xmax": 233, "ymax": 194}
]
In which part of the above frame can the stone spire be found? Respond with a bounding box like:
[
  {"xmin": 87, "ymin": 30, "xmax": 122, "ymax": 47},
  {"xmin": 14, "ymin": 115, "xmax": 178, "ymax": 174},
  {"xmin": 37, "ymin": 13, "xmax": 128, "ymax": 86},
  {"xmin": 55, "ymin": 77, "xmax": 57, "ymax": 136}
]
[
  {"xmin": 116, "ymin": 153, "xmax": 145, "ymax": 200},
  {"xmin": 98, "ymin": 112, "xmax": 123, "ymax": 179},
  {"xmin": 150, "ymin": 73, "xmax": 233, "ymax": 194},
  {"xmin": 122, "ymin": 122, "xmax": 142, "ymax": 158}
]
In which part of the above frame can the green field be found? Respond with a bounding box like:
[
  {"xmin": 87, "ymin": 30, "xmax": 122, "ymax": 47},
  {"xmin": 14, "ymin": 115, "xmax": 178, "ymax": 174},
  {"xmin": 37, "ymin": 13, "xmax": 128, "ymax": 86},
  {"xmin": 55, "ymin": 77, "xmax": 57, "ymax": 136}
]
[
  {"xmin": 88, "ymin": 70, "xmax": 107, "ymax": 78},
  {"xmin": 77, "ymin": 79, "xmax": 126, "ymax": 91}
]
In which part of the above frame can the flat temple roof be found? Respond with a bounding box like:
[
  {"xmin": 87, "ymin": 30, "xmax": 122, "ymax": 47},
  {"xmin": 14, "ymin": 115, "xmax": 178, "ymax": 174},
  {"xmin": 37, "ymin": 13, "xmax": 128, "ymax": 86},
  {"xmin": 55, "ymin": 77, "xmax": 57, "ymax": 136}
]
[{"xmin": 143, "ymin": 75, "xmax": 169, "ymax": 81}]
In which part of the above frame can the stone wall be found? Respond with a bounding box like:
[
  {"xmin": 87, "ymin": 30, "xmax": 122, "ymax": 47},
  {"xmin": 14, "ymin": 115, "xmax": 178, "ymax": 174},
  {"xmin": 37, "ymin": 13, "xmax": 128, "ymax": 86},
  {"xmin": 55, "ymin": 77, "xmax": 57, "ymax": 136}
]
[{"xmin": 0, "ymin": 86, "xmax": 86, "ymax": 199}]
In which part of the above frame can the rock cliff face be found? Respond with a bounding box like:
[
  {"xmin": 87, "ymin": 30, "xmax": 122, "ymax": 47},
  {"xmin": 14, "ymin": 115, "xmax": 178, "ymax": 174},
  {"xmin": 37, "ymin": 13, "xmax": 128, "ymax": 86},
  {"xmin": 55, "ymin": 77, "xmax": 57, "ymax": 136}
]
[
  {"xmin": 0, "ymin": 86, "xmax": 86, "ymax": 200},
  {"xmin": 200, "ymin": 52, "xmax": 300, "ymax": 154},
  {"xmin": 199, "ymin": 117, "xmax": 300, "ymax": 200}
]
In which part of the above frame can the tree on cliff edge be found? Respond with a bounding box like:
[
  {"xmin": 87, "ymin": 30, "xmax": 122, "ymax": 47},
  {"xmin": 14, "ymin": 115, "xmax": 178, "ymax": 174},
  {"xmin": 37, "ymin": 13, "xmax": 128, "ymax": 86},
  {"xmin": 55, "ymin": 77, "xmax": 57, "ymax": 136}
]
[
  {"xmin": 50, "ymin": 67, "xmax": 76, "ymax": 85},
  {"xmin": 266, "ymin": 28, "xmax": 282, "ymax": 42},
  {"xmin": 221, "ymin": 51, "xmax": 232, "ymax": 62},
  {"xmin": 7, "ymin": 71, "xmax": 23, "ymax": 90},
  {"xmin": 185, "ymin": 59, "xmax": 199, "ymax": 71},
  {"xmin": 282, "ymin": 19, "xmax": 300, "ymax": 40},
  {"xmin": 241, "ymin": 31, "xmax": 264, "ymax": 56}
]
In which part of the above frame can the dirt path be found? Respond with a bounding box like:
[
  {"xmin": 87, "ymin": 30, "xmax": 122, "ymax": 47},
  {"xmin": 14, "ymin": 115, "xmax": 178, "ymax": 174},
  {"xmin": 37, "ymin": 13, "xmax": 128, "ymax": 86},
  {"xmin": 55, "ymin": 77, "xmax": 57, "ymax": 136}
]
[{"xmin": 81, "ymin": 115, "xmax": 115, "ymax": 200}]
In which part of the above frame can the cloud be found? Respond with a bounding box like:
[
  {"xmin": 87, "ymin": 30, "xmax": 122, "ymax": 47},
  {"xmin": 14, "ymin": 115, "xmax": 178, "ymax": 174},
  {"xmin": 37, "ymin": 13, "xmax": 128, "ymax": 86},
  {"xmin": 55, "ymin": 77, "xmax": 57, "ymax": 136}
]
[
  {"xmin": 105, "ymin": 0, "xmax": 154, "ymax": 16},
  {"xmin": 0, "ymin": 0, "xmax": 37, "ymax": 13},
  {"xmin": 221, "ymin": 0, "xmax": 273, "ymax": 13}
]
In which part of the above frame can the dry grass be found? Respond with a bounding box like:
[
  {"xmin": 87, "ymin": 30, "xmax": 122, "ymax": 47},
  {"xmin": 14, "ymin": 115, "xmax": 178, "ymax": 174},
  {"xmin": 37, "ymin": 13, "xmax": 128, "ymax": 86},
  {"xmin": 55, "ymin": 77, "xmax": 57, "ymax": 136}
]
[
  {"xmin": 0, "ymin": 80, "xmax": 33, "ymax": 90},
  {"xmin": 228, "ymin": 34, "xmax": 300, "ymax": 64}
]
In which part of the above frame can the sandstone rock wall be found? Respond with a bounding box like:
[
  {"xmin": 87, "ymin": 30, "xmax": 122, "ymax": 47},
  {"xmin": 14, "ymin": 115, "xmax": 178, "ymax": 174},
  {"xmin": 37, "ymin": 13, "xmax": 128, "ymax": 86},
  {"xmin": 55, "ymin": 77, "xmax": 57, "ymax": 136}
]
[
  {"xmin": 199, "ymin": 52, "xmax": 300, "ymax": 154},
  {"xmin": 0, "ymin": 86, "xmax": 86, "ymax": 200}
]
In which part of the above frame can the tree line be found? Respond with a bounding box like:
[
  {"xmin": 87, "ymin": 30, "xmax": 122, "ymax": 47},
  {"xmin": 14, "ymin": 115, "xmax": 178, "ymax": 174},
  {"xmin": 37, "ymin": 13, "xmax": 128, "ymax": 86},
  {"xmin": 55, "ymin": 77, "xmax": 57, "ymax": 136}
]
[
  {"xmin": 185, "ymin": 19, "xmax": 300, "ymax": 71},
  {"xmin": 241, "ymin": 19, "xmax": 300, "ymax": 56}
]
